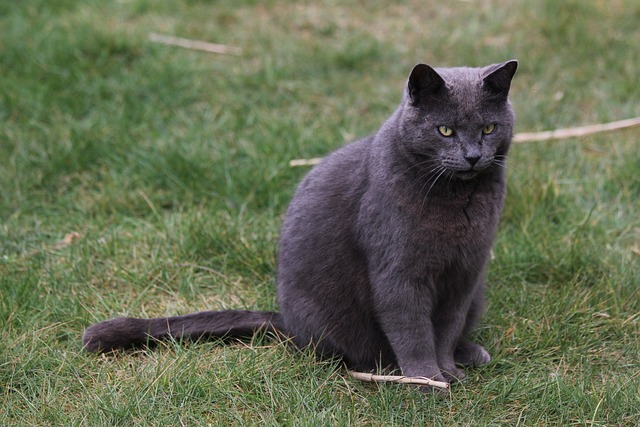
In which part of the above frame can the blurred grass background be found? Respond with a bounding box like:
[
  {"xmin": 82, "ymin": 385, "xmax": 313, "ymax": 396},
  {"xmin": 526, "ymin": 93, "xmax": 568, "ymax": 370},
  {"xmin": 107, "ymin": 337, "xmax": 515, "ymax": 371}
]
[{"xmin": 1, "ymin": 0, "xmax": 638, "ymax": 425}]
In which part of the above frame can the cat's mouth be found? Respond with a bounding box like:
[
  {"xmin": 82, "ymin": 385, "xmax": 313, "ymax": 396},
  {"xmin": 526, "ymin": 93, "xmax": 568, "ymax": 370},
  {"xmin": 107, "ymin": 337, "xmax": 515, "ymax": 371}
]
[{"xmin": 453, "ymin": 169, "xmax": 480, "ymax": 180}]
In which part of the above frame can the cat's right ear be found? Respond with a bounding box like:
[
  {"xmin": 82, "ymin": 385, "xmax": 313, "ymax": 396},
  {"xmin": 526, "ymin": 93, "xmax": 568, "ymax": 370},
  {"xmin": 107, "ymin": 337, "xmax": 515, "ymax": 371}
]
[{"xmin": 408, "ymin": 64, "xmax": 446, "ymax": 105}]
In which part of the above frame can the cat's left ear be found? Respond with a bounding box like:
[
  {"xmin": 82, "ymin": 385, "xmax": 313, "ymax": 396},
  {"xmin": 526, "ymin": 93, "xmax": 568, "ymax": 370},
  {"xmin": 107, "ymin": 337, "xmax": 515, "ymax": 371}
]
[{"xmin": 482, "ymin": 60, "xmax": 518, "ymax": 97}]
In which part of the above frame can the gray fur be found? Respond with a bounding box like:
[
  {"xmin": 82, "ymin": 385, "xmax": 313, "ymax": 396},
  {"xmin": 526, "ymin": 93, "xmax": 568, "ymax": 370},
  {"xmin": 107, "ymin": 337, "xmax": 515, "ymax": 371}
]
[{"xmin": 83, "ymin": 60, "xmax": 518, "ymax": 385}]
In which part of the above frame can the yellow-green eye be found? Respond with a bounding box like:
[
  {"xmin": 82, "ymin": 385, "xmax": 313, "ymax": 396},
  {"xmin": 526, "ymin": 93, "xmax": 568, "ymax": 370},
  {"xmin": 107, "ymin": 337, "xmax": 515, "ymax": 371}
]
[
  {"xmin": 482, "ymin": 123, "xmax": 496, "ymax": 135},
  {"xmin": 438, "ymin": 126, "xmax": 454, "ymax": 137}
]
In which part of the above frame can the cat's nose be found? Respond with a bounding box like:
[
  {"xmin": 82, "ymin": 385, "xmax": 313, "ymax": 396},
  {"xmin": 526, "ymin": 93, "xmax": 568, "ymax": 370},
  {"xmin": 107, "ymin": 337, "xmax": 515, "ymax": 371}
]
[{"xmin": 464, "ymin": 155, "xmax": 481, "ymax": 166}]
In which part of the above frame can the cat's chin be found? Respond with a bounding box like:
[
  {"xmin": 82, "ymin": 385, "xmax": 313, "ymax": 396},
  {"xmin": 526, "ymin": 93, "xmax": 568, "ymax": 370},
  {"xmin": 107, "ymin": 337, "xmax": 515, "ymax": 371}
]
[{"xmin": 452, "ymin": 170, "xmax": 480, "ymax": 181}]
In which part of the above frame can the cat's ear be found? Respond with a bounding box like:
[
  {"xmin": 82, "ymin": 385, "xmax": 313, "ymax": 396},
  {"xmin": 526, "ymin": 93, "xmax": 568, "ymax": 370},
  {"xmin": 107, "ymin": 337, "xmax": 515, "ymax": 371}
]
[
  {"xmin": 408, "ymin": 63, "xmax": 446, "ymax": 105},
  {"xmin": 482, "ymin": 60, "xmax": 518, "ymax": 97}
]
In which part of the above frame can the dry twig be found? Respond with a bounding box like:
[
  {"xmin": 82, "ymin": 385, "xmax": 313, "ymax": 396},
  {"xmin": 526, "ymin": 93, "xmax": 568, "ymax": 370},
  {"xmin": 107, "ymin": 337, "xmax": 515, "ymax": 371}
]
[
  {"xmin": 148, "ymin": 32, "xmax": 242, "ymax": 55},
  {"xmin": 512, "ymin": 116, "xmax": 640, "ymax": 143},
  {"xmin": 289, "ymin": 116, "xmax": 640, "ymax": 167},
  {"xmin": 347, "ymin": 370, "xmax": 450, "ymax": 389},
  {"xmin": 53, "ymin": 232, "xmax": 81, "ymax": 249}
]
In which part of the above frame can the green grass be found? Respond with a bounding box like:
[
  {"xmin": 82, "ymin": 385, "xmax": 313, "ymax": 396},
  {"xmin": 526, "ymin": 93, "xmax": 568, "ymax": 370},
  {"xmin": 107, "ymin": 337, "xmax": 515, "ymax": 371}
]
[{"xmin": 1, "ymin": 0, "xmax": 639, "ymax": 425}]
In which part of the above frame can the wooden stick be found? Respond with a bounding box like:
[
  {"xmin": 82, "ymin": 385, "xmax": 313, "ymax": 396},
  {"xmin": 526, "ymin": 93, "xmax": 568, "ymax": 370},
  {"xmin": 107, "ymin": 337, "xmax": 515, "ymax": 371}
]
[
  {"xmin": 512, "ymin": 116, "xmax": 640, "ymax": 143},
  {"xmin": 289, "ymin": 116, "xmax": 640, "ymax": 167},
  {"xmin": 347, "ymin": 370, "xmax": 450, "ymax": 389},
  {"xmin": 148, "ymin": 32, "xmax": 242, "ymax": 55}
]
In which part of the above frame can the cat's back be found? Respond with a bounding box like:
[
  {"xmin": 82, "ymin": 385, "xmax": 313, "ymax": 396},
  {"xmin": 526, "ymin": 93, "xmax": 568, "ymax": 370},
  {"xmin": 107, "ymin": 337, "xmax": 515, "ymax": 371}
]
[
  {"xmin": 284, "ymin": 135, "xmax": 373, "ymax": 222},
  {"xmin": 277, "ymin": 136, "xmax": 374, "ymax": 324}
]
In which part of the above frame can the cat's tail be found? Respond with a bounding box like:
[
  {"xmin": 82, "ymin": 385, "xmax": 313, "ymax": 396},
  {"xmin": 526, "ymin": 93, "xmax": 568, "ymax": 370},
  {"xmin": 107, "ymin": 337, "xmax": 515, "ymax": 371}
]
[{"xmin": 82, "ymin": 310, "xmax": 284, "ymax": 353}]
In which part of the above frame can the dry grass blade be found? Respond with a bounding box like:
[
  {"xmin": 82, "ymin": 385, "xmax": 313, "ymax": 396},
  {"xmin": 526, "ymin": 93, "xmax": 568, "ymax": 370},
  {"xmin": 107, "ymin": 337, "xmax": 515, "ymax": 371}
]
[
  {"xmin": 289, "ymin": 158, "xmax": 324, "ymax": 167},
  {"xmin": 148, "ymin": 33, "xmax": 242, "ymax": 55}
]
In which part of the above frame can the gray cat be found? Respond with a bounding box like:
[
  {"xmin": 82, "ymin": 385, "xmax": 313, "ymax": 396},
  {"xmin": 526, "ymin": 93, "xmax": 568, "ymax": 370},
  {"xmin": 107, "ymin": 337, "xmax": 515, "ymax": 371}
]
[{"xmin": 83, "ymin": 60, "xmax": 518, "ymax": 385}]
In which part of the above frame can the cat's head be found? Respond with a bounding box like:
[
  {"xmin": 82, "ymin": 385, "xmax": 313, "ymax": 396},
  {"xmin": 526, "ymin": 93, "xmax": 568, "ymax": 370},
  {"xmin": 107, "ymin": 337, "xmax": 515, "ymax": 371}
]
[{"xmin": 397, "ymin": 60, "xmax": 517, "ymax": 180}]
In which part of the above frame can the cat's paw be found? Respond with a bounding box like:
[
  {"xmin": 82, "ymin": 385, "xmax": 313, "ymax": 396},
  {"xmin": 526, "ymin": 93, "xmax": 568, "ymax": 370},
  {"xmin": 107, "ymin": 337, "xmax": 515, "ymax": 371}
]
[
  {"xmin": 415, "ymin": 374, "xmax": 451, "ymax": 395},
  {"xmin": 440, "ymin": 365, "xmax": 465, "ymax": 383},
  {"xmin": 454, "ymin": 340, "xmax": 491, "ymax": 368}
]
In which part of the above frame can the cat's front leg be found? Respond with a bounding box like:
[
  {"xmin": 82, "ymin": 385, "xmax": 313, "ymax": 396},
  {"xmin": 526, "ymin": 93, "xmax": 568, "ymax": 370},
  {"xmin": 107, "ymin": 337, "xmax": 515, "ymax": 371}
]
[
  {"xmin": 371, "ymin": 280, "xmax": 448, "ymax": 384},
  {"xmin": 453, "ymin": 280, "xmax": 491, "ymax": 368},
  {"xmin": 432, "ymin": 310, "xmax": 467, "ymax": 382}
]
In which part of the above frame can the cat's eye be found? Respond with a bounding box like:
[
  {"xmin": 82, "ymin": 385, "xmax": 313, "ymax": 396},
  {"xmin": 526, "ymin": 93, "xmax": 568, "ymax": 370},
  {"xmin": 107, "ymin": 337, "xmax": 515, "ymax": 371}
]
[
  {"xmin": 438, "ymin": 126, "xmax": 454, "ymax": 137},
  {"xmin": 482, "ymin": 123, "xmax": 496, "ymax": 135}
]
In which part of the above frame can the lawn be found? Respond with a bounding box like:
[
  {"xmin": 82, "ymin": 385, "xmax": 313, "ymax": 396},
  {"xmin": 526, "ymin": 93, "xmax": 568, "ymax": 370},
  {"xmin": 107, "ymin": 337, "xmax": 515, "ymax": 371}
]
[{"xmin": 1, "ymin": 0, "xmax": 639, "ymax": 425}]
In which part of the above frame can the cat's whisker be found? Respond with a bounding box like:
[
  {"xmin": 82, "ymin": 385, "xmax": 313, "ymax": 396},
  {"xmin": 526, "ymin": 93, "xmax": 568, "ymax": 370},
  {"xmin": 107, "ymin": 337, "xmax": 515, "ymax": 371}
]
[
  {"xmin": 426, "ymin": 167, "xmax": 449, "ymax": 197},
  {"xmin": 415, "ymin": 164, "xmax": 446, "ymax": 187},
  {"xmin": 416, "ymin": 167, "xmax": 439, "ymax": 196},
  {"xmin": 405, "ymin": 157, "xmax": 441, "ymax": 174},
  {"xmin": 417, "ymin": 165, "xmax": 445, "ymax": 191},
  {"xmin": 491, "ymin": 156, "xmax": 527, "ymax": 182},
  {"xmin": 420, "ymin": 166, "xmax": 449, "ymax": 212},
  {"xmin": 445, "ymin": 169, "xmax": 455, "ymax": 191}
]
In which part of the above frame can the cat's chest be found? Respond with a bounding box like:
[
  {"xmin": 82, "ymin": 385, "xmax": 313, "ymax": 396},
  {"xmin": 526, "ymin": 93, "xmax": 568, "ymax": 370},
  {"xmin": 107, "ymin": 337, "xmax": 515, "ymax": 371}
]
[
  {"xmin": 402, "ymin": 182, "xmax": 503, "ymax": 253},
  {"xmin": 424, "ymin": 191, "xmax": 498, "ymax": 235},
  {"xmin": 360, "ymin": 177, "xmax": 504, "ymax": 263}
]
